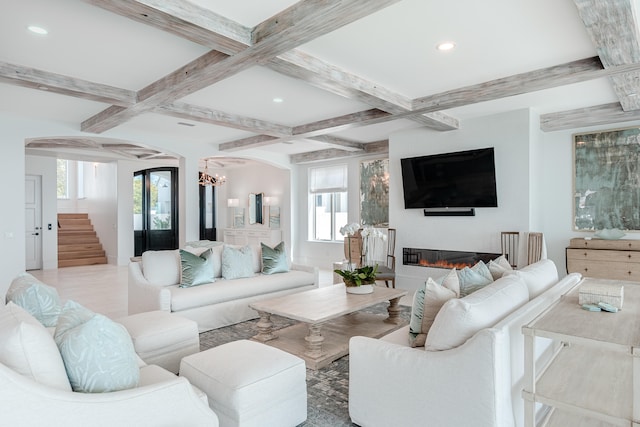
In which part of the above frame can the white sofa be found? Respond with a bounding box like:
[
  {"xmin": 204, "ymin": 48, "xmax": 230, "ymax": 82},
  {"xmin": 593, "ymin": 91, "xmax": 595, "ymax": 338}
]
[
  {"xmin": 0, "ymin": 302, "xmax": 217, "ymax": 426},
  {"xmin": 349, "ymin": 259, "xmax": 582, "ymax": 427},
  {"xmin": 128, "ymin": 243, "xmax": 319, "ymax": 332}
]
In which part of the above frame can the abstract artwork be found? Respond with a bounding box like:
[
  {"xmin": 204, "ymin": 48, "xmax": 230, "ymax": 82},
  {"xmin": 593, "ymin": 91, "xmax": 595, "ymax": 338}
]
[
  {"xmin": 574, "ymin": 126, "xmax": 640, "ymax": 230},
  {"xmin": 359, "ymin": 158, "xmax": 389, "ymax": 226}
]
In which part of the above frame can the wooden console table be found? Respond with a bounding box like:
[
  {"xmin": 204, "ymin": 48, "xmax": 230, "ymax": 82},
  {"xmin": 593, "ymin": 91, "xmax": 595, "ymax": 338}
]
[
  {"xmin": 566, "ymin": 238, "xmax": 640, "ymax": 280},
  {"xmin": 522, "ymin": 277, "xmax": 640, "ymax": 426}
]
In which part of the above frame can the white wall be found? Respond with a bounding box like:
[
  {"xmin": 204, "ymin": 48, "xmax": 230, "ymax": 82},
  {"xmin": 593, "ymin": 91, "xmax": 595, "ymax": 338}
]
[
  {"xmin": 538, "ymin": 118, "xmax": 640, "ymax": 271},
  {"xmin": 390, "ymin": 109, "xmax": 533, "ymax": 291},
  {"xmin": 217, "ymin": 162, "xmax": 291, "ymax": 252},
  {"xmin": 81, "ymin": 161, "xmax": 118, "ymax": 264},
  {"xmin": 293, "ymin": 154, "xmax": 387, "ymax": 268}
]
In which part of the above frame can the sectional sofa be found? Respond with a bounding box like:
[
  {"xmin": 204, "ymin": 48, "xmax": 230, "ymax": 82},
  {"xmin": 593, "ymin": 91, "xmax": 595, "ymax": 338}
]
[{"xmin": 349, "ymin": 259, "xmax": 582, "ymax": 427}]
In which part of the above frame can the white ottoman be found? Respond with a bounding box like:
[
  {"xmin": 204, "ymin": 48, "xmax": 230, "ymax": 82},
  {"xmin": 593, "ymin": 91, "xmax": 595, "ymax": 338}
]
[
  {"xmin": 180, "ymin": 340, "xmax": 307, "ymax": 427},
  {"xmin": 117, "ymin": 311, "xmax": 199, "ymax": 374}
]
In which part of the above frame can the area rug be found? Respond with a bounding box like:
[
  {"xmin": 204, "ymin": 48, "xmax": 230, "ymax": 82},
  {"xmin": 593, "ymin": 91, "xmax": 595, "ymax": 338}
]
[{"xmin": 199, "ymin": 302, "xmax": 411, "ymax": 427}]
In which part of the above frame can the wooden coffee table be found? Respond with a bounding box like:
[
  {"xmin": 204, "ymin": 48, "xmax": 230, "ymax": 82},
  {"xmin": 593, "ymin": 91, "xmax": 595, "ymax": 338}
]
[{"xmin": 249, "ymin": 284, "xmax": 408, "ymax": 369}]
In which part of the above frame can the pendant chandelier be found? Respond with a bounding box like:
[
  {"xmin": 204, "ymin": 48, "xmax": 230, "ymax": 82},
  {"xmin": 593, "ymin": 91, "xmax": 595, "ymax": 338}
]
[{"xmin": 198, "ymin": 159, "xmax": 226, "ymax": 186}]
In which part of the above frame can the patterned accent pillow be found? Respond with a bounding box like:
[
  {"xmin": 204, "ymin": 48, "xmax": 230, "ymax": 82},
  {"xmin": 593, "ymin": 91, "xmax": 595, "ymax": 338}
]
[
  {"xmin": 179, "ymin": 248, "xmax": 214, "ymax": 287},
  {"xmin": 221, "ymin": 245, "xmax": 255, "ymax": 280},
  {"xmin": 54, "ymin": 300, "xmax": 139, "ymax": 393},
  {"xmin": 6, "ymin": 273, "xmax": 62, "ymax": 327},
  {"xmin": 261, "ymin": 241, "xmax": 289, "ymax": 275},
  {"xmin": 458, "ymin": 261, "xmax": 493, "ymax": 297},
  {"xmin": 408, "ymin": 269, "xmax": 458, "ymax": 347}
]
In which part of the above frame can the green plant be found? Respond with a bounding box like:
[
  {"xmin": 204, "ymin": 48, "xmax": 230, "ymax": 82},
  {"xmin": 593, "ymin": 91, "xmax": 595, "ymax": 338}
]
[{"xmin": 334, "ymin": 264, "xmax": 378, "ymax": 287}]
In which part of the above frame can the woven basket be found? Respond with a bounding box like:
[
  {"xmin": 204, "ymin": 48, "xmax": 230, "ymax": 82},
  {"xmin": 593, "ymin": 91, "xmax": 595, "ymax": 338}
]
[{"xmin": 578, "ymin": 282, "xmax": 624, "ymax": 309}]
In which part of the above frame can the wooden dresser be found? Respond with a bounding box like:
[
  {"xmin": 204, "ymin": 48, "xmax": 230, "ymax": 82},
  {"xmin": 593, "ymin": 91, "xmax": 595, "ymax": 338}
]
[{"xmin": 566, "ymin": 238, "xmax": 640, "ymax": 280}]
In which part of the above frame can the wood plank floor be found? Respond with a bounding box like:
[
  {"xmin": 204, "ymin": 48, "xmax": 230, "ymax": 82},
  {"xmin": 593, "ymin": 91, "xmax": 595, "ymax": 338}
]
[{"xmin": 28, "ymin": 265, "xmax": 411, "ymax": 321}]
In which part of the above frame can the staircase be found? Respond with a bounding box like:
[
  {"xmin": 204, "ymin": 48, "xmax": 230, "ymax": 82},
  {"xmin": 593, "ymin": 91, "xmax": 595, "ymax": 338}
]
[{"xmin": 57, "ymin": 213, "xmax": 108, "ymax": 268}]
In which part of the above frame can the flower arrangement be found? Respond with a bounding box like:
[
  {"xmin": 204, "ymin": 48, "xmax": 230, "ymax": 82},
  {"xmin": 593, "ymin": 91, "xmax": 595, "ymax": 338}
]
[{"xmin": 336, "ymin": 223, "xmax": 386, "ymax": 287}]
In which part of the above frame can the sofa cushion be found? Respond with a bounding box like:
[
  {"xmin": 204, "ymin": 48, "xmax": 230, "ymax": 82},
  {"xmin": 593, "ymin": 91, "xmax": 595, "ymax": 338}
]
[
  {"xmin": 408, "ymin": 270, "xmax": 458, "ymax": 347},
  {"xmin": 458, "ymin": 261, "xmax": 493, "ymax": 297},
  {"xmin": 261, "ymin": 241, "xmax": 289, "ymax": 275},
  {"xmin": 170, "ymin": 270, "xmax": 315, "ymax": 312},
  {"xmin": 222, "ymin": 245, "xmax": 255, "ymax": 280},
  {"xmin": 54, "ymin": 300, "xmax": 139, "ymax": 393},
  {"xmin": 488, "ymin": 255, "xmax": 513, "ymax": 280},
  {"xmin": 503, "ymin": 258, "xmax": 558, "ymax": 299},
  {"xmin": 142, "ymin": 250, "xmax": 180, "ymax": 286},
  {"xmin": 179, "ymin": 248, "xmax": 214, "ymax": 288},
  {"xmin": 6, "ymin": 273, "xmax": 62, "ymax": 327},
  {"xmin": 0, "ymin": 302, "xmax": 71, "ymax": 391},
  {"xmin": 425, "ymin": 274, "xmax": 529, "ymax": 351}
]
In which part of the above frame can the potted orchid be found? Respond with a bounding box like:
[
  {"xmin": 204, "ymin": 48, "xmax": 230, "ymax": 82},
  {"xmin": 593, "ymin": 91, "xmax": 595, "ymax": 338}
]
[{"xmin": 335, "ymin": 223, "xmax": 380, "ymax": 294}]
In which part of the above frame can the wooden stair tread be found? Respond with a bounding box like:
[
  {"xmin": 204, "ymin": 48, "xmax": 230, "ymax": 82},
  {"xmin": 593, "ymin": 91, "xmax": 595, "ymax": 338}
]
[
  {"xmin": 58, "ymin": 257, "xmax": 108, "ymax": 268},
  {"xmin": 58, "ymin": 250, "xmax": 106, "ymax": 260},
  {"xmin": 57, "ymin": 214, "xmax": 107, "ymax": 268}
]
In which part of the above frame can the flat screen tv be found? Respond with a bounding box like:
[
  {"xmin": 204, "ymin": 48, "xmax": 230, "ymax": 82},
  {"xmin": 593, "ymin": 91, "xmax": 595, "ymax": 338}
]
[{"xmin": 401, "ymin": 147, "xmax": 498, "ymax": 209}]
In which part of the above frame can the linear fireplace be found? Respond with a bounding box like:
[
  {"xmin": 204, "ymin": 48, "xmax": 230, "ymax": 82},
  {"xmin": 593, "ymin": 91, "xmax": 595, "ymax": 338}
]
[{"xmin": 403, "ymin": 248, "xmax": 501, "ymax": 269}]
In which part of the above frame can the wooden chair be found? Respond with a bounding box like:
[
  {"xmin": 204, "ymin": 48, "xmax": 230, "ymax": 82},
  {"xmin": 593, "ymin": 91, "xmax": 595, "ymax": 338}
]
[
  {"xmin": 375, "ymin": 228, "xmax": 396, "ymax": 288},
  {"xmin": 527, "ymin": 232, "xmax": 544, "ymax": 265},
  {"xmin": 501, "ymin": 231, "xmax": 520, "ymax": 268}
]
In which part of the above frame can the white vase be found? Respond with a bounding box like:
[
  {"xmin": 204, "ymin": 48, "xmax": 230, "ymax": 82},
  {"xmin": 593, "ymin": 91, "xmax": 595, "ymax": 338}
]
[{"xmin": 345, "ymin": 284, "xmax": 374, "ymax": 294}]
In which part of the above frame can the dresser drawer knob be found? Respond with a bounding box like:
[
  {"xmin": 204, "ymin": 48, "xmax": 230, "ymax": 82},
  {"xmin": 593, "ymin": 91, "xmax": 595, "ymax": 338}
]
[{"xmin": 584, "ymin": 252, "xmax": 588, "ymax": 257}]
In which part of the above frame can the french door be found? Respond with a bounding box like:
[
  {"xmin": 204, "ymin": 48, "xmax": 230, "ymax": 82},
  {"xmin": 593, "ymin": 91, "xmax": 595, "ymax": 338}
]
[{"xmin": 133, "ymin": 168, "xmax": 178, "ymax": 256}]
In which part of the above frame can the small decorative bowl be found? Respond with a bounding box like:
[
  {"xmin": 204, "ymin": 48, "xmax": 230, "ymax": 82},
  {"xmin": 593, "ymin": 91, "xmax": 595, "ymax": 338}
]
[{"xmin": 593, "ymin": 228, "xmax": 626, "ymax": 240}]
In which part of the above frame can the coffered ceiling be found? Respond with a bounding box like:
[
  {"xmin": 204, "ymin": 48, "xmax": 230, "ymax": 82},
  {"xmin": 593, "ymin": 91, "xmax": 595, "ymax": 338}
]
[{"xmin": 3, "ymin": 0, "xmax": 640, "ymax": 164}]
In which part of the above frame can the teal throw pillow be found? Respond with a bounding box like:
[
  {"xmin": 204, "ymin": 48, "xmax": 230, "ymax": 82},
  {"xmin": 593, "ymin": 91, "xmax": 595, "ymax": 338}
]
[
  {"xmin": 221, "ymin": 245, "xmax": 255, "ymax": 280},
  {"xmin": 179, "ymin": 248, "xmax": 214, "ymax": 287},
  {"xmin": 54, "ymin": 300, "xmax": 139, "ymax": 393},
  {"xmin": 458, "ymin": 261, "xmax": 493, "ymax": 297},
  {"xmin": 261, "ymin": 241, "xmax": 289, "ymax": 275},
  {"xmin": 6, "ymin": 273, "xmax": 62, "ymax": 327}
]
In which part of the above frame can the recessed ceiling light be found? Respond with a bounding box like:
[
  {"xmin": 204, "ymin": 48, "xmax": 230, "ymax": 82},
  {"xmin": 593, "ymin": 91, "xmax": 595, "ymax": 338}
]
[
  {"xmin": 272, "ymin": 97, "xmax": 284, "ymax": 103},
  {"xmin": 436, "ymin": 41, "xmax": 456, "ymax": 52},
  {"xmin": 28, "ymin": 25, "xmax": 48, "ymax": 35}
]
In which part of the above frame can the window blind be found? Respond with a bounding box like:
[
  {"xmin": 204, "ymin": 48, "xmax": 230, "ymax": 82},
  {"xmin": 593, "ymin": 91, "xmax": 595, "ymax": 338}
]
[{"xmin": 309, "ymin": 165, "xmax": 347, "ymax": 193}]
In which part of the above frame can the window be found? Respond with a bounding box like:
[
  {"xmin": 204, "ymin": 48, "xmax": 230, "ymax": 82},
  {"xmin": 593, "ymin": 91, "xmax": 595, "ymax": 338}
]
[
  {"xmin": 309, "ymin": 165, "xmax": 348, "ymax": 241},
  {"xmin": 57, "ymin": 159, "xmax": 68, "ymax": 199}
]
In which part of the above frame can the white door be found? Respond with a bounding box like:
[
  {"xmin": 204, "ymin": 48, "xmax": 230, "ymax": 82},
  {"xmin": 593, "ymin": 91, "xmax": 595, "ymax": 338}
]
[{"xmin": 25, "ymin": 175, "xmax": 42, "ymax": 270}]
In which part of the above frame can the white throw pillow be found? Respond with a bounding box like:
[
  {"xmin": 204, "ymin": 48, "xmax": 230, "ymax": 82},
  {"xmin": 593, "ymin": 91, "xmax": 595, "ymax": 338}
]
[
  {"xmin": 408, "ymin": 269, "xmax": 459, "ymax": 347},
  {"xmin": 54, "ymin": 301, "xmax": 140, "ymax": 393},
  {"xmin": 425, "ymin": 275, "xmax": 529, "ymax": 351},
  {"xmin": 488, "ymin": 255, "xmax": 513, "ymax": 280},
  {"xmin": 503, "ymin": 258, "xmax": 558, "ymax": 299},
  {"xmin": 0, "ymin": 302, "xmax": 71, "ymax": 391},
  {"xmin": 141, "ymin": 250, "xmax": 180, "ymax": 286}
]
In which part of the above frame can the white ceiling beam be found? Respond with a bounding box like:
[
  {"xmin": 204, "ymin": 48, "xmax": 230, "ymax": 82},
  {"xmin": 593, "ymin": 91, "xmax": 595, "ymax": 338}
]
[
  {"xmin": 84, "ymin": 0, "xmax": 456, "ymax": 131},
  {"xmin": 81, "ymin": 0, "xmax": 401, "ymax": 133},
  {"xmin": 573, "ymin": 0, "xmax": 640, "ymax": 111},
  {"xmin": 290, "ymin": 139, "xmax": 388, "ymax": 164},
  {"xmin": 540, "ymin": 102, "xmax": 640, "ymax": 131},
  {"xmin": 82, "ymin": 0, "xmax": 250, "ymax": 53},
  {"xmin": 0, "ymin": 61, "xmax": 136, "ymax": 107},
  {"xmin": 154, "ymin": 102, "xmax": 292, "ymax": 137}
]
